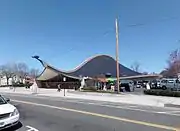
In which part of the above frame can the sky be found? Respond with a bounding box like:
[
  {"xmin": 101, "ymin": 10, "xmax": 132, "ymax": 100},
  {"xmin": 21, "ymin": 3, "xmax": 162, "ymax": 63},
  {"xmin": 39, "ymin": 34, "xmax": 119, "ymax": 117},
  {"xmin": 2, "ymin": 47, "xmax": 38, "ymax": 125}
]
[{"xmin": 0, "ymin": 0, "xmax": 180, "ymax": 73}]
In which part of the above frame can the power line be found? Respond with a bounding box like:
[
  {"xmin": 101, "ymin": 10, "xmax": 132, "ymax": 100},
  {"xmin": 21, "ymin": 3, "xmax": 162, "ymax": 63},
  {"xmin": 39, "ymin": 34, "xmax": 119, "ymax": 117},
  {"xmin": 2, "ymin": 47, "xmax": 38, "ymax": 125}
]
[
  {"xmin": 126, "ymin": 16, "xmax": 180, "ymax": 28},
  {"xmin": 60, "ymin": 29, "xmax": 114, "ymax": 56},
  {"xmin": 58, "ymin": 16, "xmax": 180, "ymax": 56}
]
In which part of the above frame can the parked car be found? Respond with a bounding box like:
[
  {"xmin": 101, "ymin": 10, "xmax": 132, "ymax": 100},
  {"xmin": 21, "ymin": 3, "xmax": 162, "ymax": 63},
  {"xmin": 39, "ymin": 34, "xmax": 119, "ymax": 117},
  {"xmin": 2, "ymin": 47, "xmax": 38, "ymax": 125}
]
[
  {"xmin": 142, "ymin": 81, "xmax": 148, "ymax": 88},
  {"xmin": 156, "ymin": 80, "xmax": 161, "ymax": 88},
  {"xmin": 0, "ymin": 95, "xmax": 20, "ymax": 130},
  {"xmin": 150, "ymin": 79, "xmax": 162, "ymax": 89},
  {"xmin": 150, "ymin": 80, "xmax": 157, "ymax": 88},
  {"xmin": 159, "ymin": 78, "xmax": 180, "ymax": 91},
  {"xmin": 136, "ymin": 81, "xmax": 143, "ymax": 88}
]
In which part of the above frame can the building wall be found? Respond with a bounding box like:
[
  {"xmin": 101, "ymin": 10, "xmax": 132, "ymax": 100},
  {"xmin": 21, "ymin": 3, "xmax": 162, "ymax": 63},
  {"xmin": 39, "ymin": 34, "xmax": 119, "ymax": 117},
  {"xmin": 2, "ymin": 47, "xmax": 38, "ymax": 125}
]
[
  {"xmin": 0, "ymin": 76, "xmax": 12, "ymax": 86},
  {"xmin": 0, "ymin": 75, "xmax": 25, "ymax": 86}
]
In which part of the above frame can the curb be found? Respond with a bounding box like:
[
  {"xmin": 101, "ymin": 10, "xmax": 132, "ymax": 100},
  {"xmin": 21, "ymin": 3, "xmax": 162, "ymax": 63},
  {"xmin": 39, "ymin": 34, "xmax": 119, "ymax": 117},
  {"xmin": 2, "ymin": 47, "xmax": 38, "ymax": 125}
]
[
  {"xmin": 2, "ymin": 91, "xmax": 180, "ymax": 109},
  {"xmin": 67, "ymin": 90, "xmax": 127, "ymax": 97},
  {"xmin": 164, "ymin": 103, "xmax": 180, "ymax": 108}
]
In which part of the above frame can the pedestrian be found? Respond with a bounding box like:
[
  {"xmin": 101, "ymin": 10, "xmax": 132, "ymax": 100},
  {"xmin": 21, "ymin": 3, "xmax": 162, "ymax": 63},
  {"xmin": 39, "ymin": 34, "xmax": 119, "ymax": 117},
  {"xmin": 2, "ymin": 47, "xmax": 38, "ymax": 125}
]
[
  {"xmin": 146, "ymin": 82, "xmax": 151, "ymax": 90},
  {"xmin": 13, "ymin": 86, "xmax": 16, "ymax": 92},
  {"xmin": 57, "ymin": 84, "xmax": 61, "ymax": 92}
]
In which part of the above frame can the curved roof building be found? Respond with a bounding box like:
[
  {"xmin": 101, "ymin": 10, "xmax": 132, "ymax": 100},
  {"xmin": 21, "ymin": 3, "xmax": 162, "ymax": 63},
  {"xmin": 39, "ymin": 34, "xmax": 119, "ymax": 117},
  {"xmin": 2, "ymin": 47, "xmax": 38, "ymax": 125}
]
[
  {"xmin": 36, "ymin": 55, "xmax": 141, "ymax": 81},
  {"xmin": 66, "ymin": 55, "xmax": 141, "ymax": 77},
  {"xmin": 35, "ymin": 55, "xmax": 162, "ymax": 88}
]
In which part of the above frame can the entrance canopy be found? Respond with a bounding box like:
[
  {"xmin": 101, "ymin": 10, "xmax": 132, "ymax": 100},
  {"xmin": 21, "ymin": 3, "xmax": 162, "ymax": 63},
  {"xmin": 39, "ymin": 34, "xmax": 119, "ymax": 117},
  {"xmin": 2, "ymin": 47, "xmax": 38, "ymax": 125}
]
[{"xmin": 37, "ymin": 66, "xmax": 81, "ymax": 81}]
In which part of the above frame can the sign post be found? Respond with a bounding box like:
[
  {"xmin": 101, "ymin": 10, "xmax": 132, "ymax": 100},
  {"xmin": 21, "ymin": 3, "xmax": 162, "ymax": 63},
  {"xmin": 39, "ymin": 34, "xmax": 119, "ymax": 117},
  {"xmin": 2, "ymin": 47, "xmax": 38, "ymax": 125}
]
[{"xmin": 63, "ymin": 77, "xmax": 66, "ymax": 96}]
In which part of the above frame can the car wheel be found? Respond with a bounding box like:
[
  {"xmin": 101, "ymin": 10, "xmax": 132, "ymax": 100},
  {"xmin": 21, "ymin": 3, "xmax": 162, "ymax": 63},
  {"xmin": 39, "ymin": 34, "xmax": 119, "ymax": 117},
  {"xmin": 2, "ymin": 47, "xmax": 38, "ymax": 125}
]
[{"xmin": 162, "ymin": 86, "xmax": 167, "ymax": 90}]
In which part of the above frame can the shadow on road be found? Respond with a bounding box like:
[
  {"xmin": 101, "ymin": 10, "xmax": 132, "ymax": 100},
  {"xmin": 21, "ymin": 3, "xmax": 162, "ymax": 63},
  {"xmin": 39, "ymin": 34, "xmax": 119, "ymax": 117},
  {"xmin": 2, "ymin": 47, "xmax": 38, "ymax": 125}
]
[{"xmin": 2, "ymin": 121, "xmax": 23, "ymax": 131}]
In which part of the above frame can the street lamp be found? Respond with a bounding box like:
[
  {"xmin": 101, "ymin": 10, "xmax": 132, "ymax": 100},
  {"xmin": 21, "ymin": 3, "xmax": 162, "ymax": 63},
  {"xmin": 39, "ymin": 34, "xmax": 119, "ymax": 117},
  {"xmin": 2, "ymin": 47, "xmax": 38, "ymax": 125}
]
[
  {"xmin": 31, "ymin": 55, "xmax": 41, "ymax": 94},
  {"xmin": 32, "ymin": 55, "xmax": 45, "ymax": 67},
  {"xmin": 63, "ymin": 77, "xmax": 66, "ymax": 96},
  {"xmin": 32, "ymin": 55, "xmax": 40, "ymax": 59},
  {"xmin": 0, "ymin": 79, "xmax": 1, "ymax": 86}
]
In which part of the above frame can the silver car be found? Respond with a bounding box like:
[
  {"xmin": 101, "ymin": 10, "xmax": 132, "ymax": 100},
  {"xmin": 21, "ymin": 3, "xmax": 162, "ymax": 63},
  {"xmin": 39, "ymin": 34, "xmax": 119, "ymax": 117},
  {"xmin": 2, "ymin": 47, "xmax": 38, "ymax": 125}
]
[{"xmin": 159, "ymin": 78, "xmax": 180, "ymax": 91}]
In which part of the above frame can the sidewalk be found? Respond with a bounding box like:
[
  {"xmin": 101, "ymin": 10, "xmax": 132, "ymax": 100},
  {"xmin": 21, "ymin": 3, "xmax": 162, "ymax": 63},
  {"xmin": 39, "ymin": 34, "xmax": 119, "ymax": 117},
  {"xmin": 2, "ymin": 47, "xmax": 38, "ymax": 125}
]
[{"xmin": 1, "ymin": 87, "xmax": 180, "ymax": 108}]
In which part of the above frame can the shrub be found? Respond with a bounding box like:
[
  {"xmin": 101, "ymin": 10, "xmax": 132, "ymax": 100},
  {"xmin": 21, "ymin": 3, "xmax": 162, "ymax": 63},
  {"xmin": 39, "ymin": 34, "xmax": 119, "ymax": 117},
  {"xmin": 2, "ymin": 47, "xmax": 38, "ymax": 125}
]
[
  {"xmin": 82, "ymin": 86, "xmax": 97, "ymax": 91},
  {"xmin": 81, "ymin": 87, "xmax": 115, "ymax": 94},
  {"xmin": 25, "ymin": 82, "xmax": 33, "ymax": 87},
  {"xmin": 12, "ymin": 82, "xmax": 25, "ymax": 87},
  {"xmin": 0, "ymin": 85, "xmax": 10, "ymax": 87},
  {"xmin": 96, "ymin": 90, "xmax": 114, "ymax": 94},
  {"xmin": 144, "ymin": 89, "xmax": 180, "ymax": 97}
]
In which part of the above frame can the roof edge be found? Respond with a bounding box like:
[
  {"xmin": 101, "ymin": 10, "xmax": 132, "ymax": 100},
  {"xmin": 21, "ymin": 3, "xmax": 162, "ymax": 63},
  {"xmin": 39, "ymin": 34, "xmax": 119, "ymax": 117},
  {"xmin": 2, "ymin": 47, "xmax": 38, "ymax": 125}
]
[
  {"xmin": 36, "ymin": 66, "xmax": 81, "ymax": 81},
  {"xmin": 42, "ymin": 54, "xmax": 123, "ymax": 74},
  {"xmin": 62, "ymin": 54, "xmax": 113, "ymax": 73}
]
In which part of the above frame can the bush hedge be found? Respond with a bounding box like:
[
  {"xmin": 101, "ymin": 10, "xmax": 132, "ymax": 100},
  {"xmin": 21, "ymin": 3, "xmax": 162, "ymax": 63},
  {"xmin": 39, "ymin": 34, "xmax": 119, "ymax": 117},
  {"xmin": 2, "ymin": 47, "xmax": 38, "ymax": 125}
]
[
  {"xmin": 12, "ymin": 82, "xmax": 25, "ymax": 87},
  {"xmin": 0, "ymin": 85, "xmax": 10, "ymax": 87},
  {"xmin": 144, "ymin": 89, "xmax": 180, "ymax": 97},
  {"xmin": 82, "ymin": 86, "xmax": 97, "ymax": 91},
  {"xmin": 81, "ymin": 87, "xmax": 115, "ymax": 94}
]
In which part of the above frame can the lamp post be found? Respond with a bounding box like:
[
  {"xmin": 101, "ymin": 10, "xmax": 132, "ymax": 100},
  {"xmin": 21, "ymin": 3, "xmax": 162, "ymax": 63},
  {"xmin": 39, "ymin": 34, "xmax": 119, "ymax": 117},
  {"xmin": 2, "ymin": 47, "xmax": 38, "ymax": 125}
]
[
  {"xmin": 0, "ymin": 76, "xmax": 2, "ymax": 86},
  {"xmin": 31, "ymin": 55, "xmax": 41, "ymax": 94},
  {"xmin": 32, "ymin": 55, "xmax": 46, "ymax": 68},
  {"xmin": 63, "ymin": 77, "xmax": 66, "ymax": 96}
]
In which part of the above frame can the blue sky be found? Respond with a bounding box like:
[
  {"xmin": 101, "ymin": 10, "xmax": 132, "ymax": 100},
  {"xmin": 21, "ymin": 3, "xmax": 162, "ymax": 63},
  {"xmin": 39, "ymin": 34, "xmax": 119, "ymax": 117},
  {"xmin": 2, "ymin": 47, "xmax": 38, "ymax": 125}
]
[{"xmin": 0, "ymin": 0, "xmax": 180, "ymax": 73}]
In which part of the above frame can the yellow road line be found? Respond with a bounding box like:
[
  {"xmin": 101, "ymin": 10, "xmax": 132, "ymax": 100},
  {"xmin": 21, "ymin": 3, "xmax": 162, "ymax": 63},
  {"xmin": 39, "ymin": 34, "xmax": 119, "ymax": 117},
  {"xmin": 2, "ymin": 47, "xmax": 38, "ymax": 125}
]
[{"xmin": 12, "ymin": 99, "xmax": 178, "ymax": 131}]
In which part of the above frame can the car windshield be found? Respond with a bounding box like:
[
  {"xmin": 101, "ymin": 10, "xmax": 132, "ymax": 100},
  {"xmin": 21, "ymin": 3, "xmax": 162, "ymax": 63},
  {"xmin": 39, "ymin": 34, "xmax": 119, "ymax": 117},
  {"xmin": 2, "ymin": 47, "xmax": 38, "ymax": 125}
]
[{"xmin": 0, "ymin": 96, "xmax": 7, "ymax": 105}]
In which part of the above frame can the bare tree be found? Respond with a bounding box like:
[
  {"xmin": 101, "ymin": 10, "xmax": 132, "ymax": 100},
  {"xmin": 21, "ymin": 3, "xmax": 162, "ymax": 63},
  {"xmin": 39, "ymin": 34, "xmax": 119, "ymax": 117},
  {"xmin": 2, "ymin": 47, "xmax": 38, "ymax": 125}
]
[
  {"xmin": 165, "ymin": 49, "xmax": 180, "ymax": 77},
  {"xmin": 17, "ymin": 63, "xmax": 29, "ymax": 78},
  {"xmin": 12, "ymin": 63, "xmax": 29, "ymax": 82},
  {"xmin": 0, "ymin": 62, "xmax": 40, "ymax": 85},
  {"xmin": 29, "ymin": 68, "xmax": 39, "ymax": 78},
  {"xmin": 131, "ymin": 62, "xmax": 140, "ymax": 72},
  {"xmin": 0, "ymin": 64, "xmax": 15, "ymax": 85}
]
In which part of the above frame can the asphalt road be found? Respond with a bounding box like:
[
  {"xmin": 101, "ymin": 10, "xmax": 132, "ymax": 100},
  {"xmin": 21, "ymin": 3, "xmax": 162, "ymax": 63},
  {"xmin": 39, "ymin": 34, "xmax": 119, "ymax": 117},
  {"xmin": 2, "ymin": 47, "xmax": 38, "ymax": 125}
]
[{"xmin": 2, "ymin": 93, "xmax": 180, "ymax": 131}]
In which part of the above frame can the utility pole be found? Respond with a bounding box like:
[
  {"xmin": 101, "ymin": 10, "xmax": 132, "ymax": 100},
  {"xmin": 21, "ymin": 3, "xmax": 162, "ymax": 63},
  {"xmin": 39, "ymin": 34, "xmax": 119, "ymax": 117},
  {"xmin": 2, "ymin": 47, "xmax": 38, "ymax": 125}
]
[{"xmin": 115, "ymin": 18, "xmax": 120, "ymax": 93}]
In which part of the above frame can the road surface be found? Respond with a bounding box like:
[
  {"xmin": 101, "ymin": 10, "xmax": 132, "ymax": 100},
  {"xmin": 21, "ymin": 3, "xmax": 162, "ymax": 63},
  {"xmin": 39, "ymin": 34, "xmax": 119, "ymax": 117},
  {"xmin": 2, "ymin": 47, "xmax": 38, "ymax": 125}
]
[{"xmin": 2, "ymin": 93, "xmax": 180, "ymax": 131}]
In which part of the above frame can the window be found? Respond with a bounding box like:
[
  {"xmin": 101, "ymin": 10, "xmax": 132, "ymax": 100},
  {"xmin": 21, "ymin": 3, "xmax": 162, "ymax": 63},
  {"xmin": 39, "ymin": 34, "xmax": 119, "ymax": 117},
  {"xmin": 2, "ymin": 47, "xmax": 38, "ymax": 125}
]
[
  {"xmin": 0, "ymin": 96, "xmax": 7, "ymax": 105},
  {"xmin": 161, "ymin": 80, "xmax": 167, "ymax": 83},
  {"xmin": 167, "ymin": 80, "xmax": 174, "ymax": 83}
]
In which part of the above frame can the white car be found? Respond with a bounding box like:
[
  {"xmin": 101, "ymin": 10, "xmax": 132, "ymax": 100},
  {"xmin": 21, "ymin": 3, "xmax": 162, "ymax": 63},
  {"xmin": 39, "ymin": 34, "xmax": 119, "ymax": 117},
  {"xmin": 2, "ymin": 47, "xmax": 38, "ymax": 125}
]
[{"xmin": 0, "ymin": 95, "xmax": 19, "ymax": 130}]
